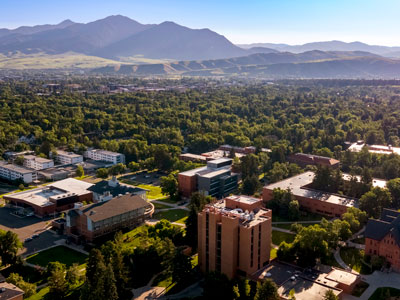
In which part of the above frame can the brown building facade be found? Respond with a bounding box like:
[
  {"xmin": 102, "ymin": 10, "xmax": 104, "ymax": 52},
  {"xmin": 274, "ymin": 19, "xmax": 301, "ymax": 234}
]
[
  {"xmin": 198, "ymin": 195, "xmax": 272, "ymax": 279},
  {"xmin": 365, "ymin": 209, "xmax": 400, "ymax": 272},
  {"xmin": 288, "ymin": 153, "xmax": 340, "ymax": 169}
]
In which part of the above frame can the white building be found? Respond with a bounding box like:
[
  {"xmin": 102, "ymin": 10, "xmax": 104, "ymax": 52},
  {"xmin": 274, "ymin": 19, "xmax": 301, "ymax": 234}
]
[
  {"xmin": 56, "ymin": 150, "xmax": 83, "ymax": 165},
  {"xmin": 0, "ymin": 161, "xmax": 37, "ymax": 183},
  {"xmin": 84, "ymin": 149, "xmax": 125, "ymax": 165},
  {"xmin": 23, "ymin": 155, "xmax": 54, "ymax": 170}
]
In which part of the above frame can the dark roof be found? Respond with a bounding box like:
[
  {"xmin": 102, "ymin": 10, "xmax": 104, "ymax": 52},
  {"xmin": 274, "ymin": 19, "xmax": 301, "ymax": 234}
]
[
  {"xmin": 88, "ymin": 180, "xmax": 146, "ymax": 197},
  {"xmin": 81, "ymin": 194, "xmax": 150, "ymax": 222},
  {"xmin": 289, "ymin": 153, "xmax": 340, "ymax": 166},
  {"xmin": 0, "ymin": 282, "xmax": 24, "ymax": 300},
  {"xmin": 365, "ymin": 209, "xmax": 400, "ymax": 246}
]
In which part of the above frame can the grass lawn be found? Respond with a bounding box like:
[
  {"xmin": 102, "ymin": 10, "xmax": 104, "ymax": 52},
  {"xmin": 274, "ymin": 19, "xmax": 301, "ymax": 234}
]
[
  {"xmin": 0, "ymin": 264, "xmax": 45, "ymax": 285},
  {"xmin": 121, "ymin": 179, "xmax": 166, "ymax": 199},
  {"xmin": 340, "ymin": 247, "xmax": 372, "ymax": 275},
  {"xmin": 272, "ymin": 230, "xmax": 295, "ymax": 246},
  {"xmin": 122, "ymin": 225, "xmax": 148, "ymax": 249},
  {"xmin": 26, "ymin": 246, "xmax": 87, "ymax": 268},
  {"xmin": 152, "ymin": 271, "xmax": 173, "ymax": 287},
  {"xmin": 270, "ymin": 248, "xmax": 277, "ymax": 260},
  {"xmin": 369, "ymin": 287, "xmax": 400, "ymax": 300},
  {"xmin": 152, "ymin": 202, "xmax": 172, "ymax": 209},
  {"xmin": 352, "ymin": 281, "xmax": 369, "ymax": 297},
  {"xmin": 26, "ymin": 287, "xmax": 49, "ymax": 300},
  {"xmin": 153, "ymin": 209, "xmax": 189, "ymax": 223}
]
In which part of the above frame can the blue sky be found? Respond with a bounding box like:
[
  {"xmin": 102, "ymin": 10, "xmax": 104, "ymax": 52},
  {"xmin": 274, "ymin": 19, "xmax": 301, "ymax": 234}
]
[{"xmin": 1, "ymin": 0, "xmax": 400, "ymax": 45}]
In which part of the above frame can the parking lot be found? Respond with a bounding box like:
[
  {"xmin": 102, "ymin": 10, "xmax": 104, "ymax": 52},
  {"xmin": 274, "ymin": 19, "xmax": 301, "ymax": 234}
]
[
  {"xmin": 0, "ymin": 207, "xmax": 62, "ymax": 255},
  {"xmin": 121, "ymin": 171, "xmax": 165, "ymax": 186}
]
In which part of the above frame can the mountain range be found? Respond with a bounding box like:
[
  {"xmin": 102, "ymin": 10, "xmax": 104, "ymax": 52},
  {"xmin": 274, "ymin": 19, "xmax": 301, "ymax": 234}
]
[{"xmin": 1, "ymin": 15, "xmax": 400, "ymax": 79}]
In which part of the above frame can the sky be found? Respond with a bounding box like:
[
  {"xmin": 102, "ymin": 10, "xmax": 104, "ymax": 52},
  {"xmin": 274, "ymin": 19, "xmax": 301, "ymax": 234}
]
[{"xmin": 1, "ymin": 0, "xmax": 400, "ymax": 46}]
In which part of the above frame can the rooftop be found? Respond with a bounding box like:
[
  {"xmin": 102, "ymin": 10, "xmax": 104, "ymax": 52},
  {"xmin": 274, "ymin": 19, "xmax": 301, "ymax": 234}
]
[
  {"xmin": 87, "ymin": 149, "xmax": 123, "ymax": 156},
  {"xmin": 56, "ymin": 150, "xmax": 82, "ymax": 158},
  {"xmin": 24, "ymin": 155, "xmax": 53, "ymax": 163},
  {"xmin": 348, "ymin": 142, "xmax": 400, "ymax": 155},
  {"xmin": 365, "ymin": 208, "xmax": 400, "ymax": 246},
  {"xmin": 225, "ymin": 194, "xmax": 261, "ymax": 205},
  {"xmin": 0, "ymin": 282, "xmax": 24, "ymax": 300},
  {"xmin": 325, "ymin": 268, "xmax": 359, "ymax": 286},
  {"xmin": 88, "ymin": 179, "xmax": 147, "ymax": 197},
  {"xmin": 264, "ymin": 171, "xmax": 357, "ymax": 207},
  {"xmin": 5, "ymin": 178, "xmax": 93, "ymax": 207},
  {"xmin": 0, "ymin": 161, "xmax": 35, "ymax": 174},
  {"xmin": 81, "ymin": 194, "xmax": 151, "ymax": 222}
]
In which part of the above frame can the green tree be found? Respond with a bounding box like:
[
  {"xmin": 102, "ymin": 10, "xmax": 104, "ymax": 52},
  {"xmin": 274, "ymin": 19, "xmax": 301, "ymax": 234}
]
[
  {"xmin": 81, "ymin": 249, "xmax": 108, "ymax": 300},
  {"xmin": 387, "ymin": 178, "xmax": 400, "ymax": 208},
  {"xmin": 288, "ymin": 200, "xmax": 300, "ymax": 221},
  {"xmin": 160, "ymin": 173, "xmax": 179, "ymax": 200},
  {"xmin": 14, "ymin": 156, "xmax": 24, "ymax": 166},
  {"xmin": 103, "ymin": 264, "xmax": 118, "ymax": 300},
  {"xmin": 128, "ymin": 161, "xmax": 140, "ymax": 172},
  {"xmin": 242, "ymin": 174, "xmax": 261, "ymax": 195},
  {"xmin": 171, "ymin": 248, "xmax": 193, "ymax": 283},
  {"xmin": 108, "ymin": 163, "xmax": 127, "ymax": 176},
  {"xmin": 0, "ymin": 230, "xmax": 23, "ymax": 266},
  {"xmin": 360, "ymin": 187, "xmax": 392, "ymax": 218},
  {"xmin": 324, "ymin": 289, "xmax": 339, "ymax": 300},
  {"xmin": 96, "ymin": 168, "xmax": 108, "ymax": 179},
  {"xmin": 6, "ymin": 273, "xmax": 36, "ymax": 298},
  {"xmin": 66, "ymin": 264, "xmax": 82, "ymax": 286},
  {"xmin": 48, "ymin": 266, "xmax": 68, "ymax": 299},
  {"xmin": 241, "ymin": 154, "xmax": 260, "ymax": 179},
  {"xmin": 254, "ymin": 279, "xmax": 280, "ymax": 300},
  {"xmin": 203, "ymin": 272, "xmax": 235, "ymax": 300},
  {"xmin": 76, "ymin": 165, "xmax": 84, "ymax": 177}
]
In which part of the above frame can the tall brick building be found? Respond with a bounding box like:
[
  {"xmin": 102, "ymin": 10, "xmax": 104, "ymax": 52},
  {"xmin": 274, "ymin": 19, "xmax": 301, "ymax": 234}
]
[
  {"xmin": 365, "ymin": 209, "xmax": 400, "ymax": 272},
  {"xmin": 198, "ymin": 195, "xmax": 272, "ymax": 279}
]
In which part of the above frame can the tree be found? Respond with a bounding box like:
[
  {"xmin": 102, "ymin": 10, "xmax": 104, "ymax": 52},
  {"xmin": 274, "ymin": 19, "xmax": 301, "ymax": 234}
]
[
  {"xmin": 0, "ymin": 230, "xmax": 23, "ymax": 266},
  {"xmin": 324, "ymin": 289, "xmax": 339, "ymax": 300},
  {"xmin": 81, "ymin": 249, "xmax": 108, "ymax": 300},
  {"xmin": 76, "ymin": 165, "xmax": 84, "ymax": 177},
  {"xmin": 254, "ymin": 279, "xmax": 279, "ymax": 300},
  {"xmin": 14, "ymin": 156, "xmax": 24, "ymax": 166},
  {"xmin": 241, "ymin": 154, "xmax": 259, "ymax": 179},
  {"xmin": 108, "ymin": 163, "xmax": 126, "ymax": 176},
  {"xmin": 267, "ymin": 188, "xmax": 294, "ymax": 218},
  {"xmin": 387, "ymin": 178, "xmax": 400, "ymax": 208},
  {"xmin": 171, "ymin": 248, "xmax": 193, "ymax": 283},
  {"xmin": 242, "ymin": 174, "xmax": 260, "ymax": 195},
  {"xmin": 96, "ymin": 168, "xmax": 108, "ymax": 179},
  {"xmin": 66, "ymin": 263, "xmax": 82, "ymax": 286},
  {"xmin": 128, "ymin": 161, "xmax": 140, "ymax": 172},
  {"xmin": 6, "ymin": 273, "xmax": 36, "ymax": 298},
  {"xmin": 203, "ymin": 272, "xmax": 235, "ymax": 300},
  {"xmin": 360, "ymin": 187, "xmax": 392, "ymax": 218},
  {"xmin": 160, "ymin": 173, "xmax": 179, "ymax": 200},
  {"xmin": 48, "ymin": 265, "xmax": 68, "ymax": 299},
  {"xmin": 288, "ymin": 200, "xmax": 300, "ymax": 221},
  {"xmin": 233, "ymin": 278, "xmax": 252, "ymax": 300},
  {"xmin": 103, "ymin": 264, "xmax": 118, "ymax": 300}
]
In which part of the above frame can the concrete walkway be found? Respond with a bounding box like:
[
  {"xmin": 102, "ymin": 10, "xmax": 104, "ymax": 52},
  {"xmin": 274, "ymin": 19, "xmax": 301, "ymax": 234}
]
[
  {"xmin": 132, "ymin": 274, "xmax": 166, "ymax": 300},
  {"xmin": 333, "ymin": 248, "xmax": 354, "ymax": 272},
  {"xmin": 272, "ymin": 227, "xmax": 295, "ymax": 234}
]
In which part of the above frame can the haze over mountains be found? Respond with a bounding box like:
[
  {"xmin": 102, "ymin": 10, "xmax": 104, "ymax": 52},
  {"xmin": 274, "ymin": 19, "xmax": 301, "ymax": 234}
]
[{"xmin": 1, "ymin": 15, "xmax": 400, "ymax": 78}]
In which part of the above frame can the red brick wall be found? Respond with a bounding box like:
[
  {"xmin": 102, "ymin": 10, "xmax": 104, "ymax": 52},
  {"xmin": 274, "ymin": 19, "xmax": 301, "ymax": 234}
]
[
  {"xmin": 178, "ymin": 173, "xmax": 197, "ymax": 198},
  {"xmin": 366, "ymin": 234, "xmax": 400, "ymax": 272}
]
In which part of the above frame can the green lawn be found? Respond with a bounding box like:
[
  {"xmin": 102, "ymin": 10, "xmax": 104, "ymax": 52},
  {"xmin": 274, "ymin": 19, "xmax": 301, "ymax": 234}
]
[
  {"xmin": 340, "ymin": 247, "xmax": 372, "ymax": 275},
  {"xmin": 26, "ymin": 287, "xmax": 49, "ymax": 300},
  {"xmin": 152, "ymin": 202, "xmax": 172, "ymax": 209},
  {"xmin": 0, "ymin": 264, "xmax": 45, "ymax": 285},
  {"xmin": 369, "ymin": 287, "xmax": 400, "ymax": 300},
  {"xmin": 26, "ymin": 246, "xmax": 87, "ymax": 268},
  {"xmin": 352, "ymin": 281, "xmax": 369, "ymax": 297},
  {"xmin": 271, "ymin": 230, "xmax": 295, "ymax": 246},
  {"xmin": 153, "ymin": 209, "xmax": 189, "ymax": 223},
  {"xmin": 120, "ymin": 179, "xmax": 166, "ymax": 199},
  {"xmin": 122, "ymin": 225, "xmax": 148, "ymax": 249}
]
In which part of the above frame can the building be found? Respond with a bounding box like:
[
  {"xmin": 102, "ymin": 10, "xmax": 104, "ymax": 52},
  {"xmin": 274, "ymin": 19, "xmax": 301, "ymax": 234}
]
[
  {"xmin": 4, "ymin": 178, "xmax": 93, "ymax": 217},
  {"xmin": 56, "ymin": 150, "xmax": 83, "ymax": 165},
  {"xmin": 66, "ymin": 194, "xmax": 154, "ymax": 242},
  {"xmin": 219, "ymin": 145, "xmax": 256, "ymax": 154},
  {"xmin": 38, "ymin": 166, "xmax": 75, "ymax": 181},
  {"xmin": 3, "ymin": 150, "xmax": 35, "ymax": 161},
  {"xmin": 88, "ymin": 177, "xmax": 147, "ymax": 202},
  {"xmin": 178, "ymin": 158, "xmax": 238, "ymax": 198},
  {"xmin": 348, "ymin": 141, "xmax": 400, "ymax": 155},
  {"xmin": 365, "ymin": 209, "xmax": 400, "ymax": 272},
  {"xmin": 179, "ymin": 153, "xmax": 207, "ymax": 163},
  {"xmin": 256, "ymin": 261, "xmax": 360, "ymax": 300},
  {"xmin": 288, "ymin": 153, "xmax": 340, "ymax": 168},
  {"xmin": 23, "ymin": 155, "xmax": 54, "ymax": 170},
  {"xmin": 0, "ymin": 282, "xmax": 24, "ymax": 300},
  {"xmin": 198, "ymin": 195, "xmax": 272, "ymax": 279},
  {"xmin": 0, "ymin": 161, "xmax": 37, "ymax": 184},
  {"xmin": 84, "ymin": 149, "xmax": 125, "ymax": 165}
]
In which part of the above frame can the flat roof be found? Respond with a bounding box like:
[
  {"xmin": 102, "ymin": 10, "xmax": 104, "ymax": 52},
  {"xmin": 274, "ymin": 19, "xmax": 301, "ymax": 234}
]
[
  {"xmin": 207, "ymin": 157, "xmax": 232, "ymax": 164},
  {"xmin": 348, "ymin": 143, "xmax": 400, "ymax": 155},
  {"xmin": 198, "ymin": 167, "xmax": 231, "ymax": 178},
  {"xmin": 264, "ymin": 171, "xmax": 357, "ymax": 207},
  {"xmin": 325, "ymin": 268, "xmax": 359, "ymax": 286},
  {"xmin": 278, "ymin": 277, "xmax": 341, "ymax": 300},
  {"xmin": 5, "ymin": 178, "xmax": 93, "ymax": 207},
  {"xmin": 225, "ymin": 195, "xmax": 261, "ymax": 204},
  {"xmin": 180, "ymin": 153, "xmax": 207, "ymax": 160},
  {"xmin": 57, "ymin": 150, "xmax": 82, "ymax": 158},
  {"xmin": 0, "ymin": 161, "xmax": 35, "ymax": 174},
  {"xmin": 87, "ymin": 149, "xmax": 123, "ymax": 156},
  {"xmin": 24, "ymin": 155, "xmax": 53, "ymax": 163}
]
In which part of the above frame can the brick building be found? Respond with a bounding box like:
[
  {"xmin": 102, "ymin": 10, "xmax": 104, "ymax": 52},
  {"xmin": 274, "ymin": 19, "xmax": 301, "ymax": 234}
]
[
  {"xmin": 288, "ymin": 153, "xmax": 340, "ymax": 168},
  {"xmin": 178, "ymin": 158, "xmax": 238, "ymax": 199},
  {"xmin": 365, "ymin": 209, "xmax": 400, "ymax": 272},
  {"xmin": 198, "ymin": 195, "xmax": 272, "ymax": 279},
  {"xmin": 66, "ymin": 194, "xmax": 154, "ymax": 242}
]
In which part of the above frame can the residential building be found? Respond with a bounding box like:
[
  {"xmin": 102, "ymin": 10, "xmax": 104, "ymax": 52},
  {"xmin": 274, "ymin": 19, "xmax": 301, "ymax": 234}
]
[
  {"xmin": 288, "ymin": 153, "xmax": 340, "ymax": 168},
  {"xmin": 178, "ymin": 158, "xmax": 238, "ymax": 198},
  {"xmin": 365, "ymin": 209, "xmax": 400, "ymax": 272},
  {"xmin": 0, "ymin": 282, "xmax": 24, "ymax": 300},
  {"xmin": 88, "ymin": 176, "xmax": 147, "ymax": 202},
  {"xmin": 179, "ymin": 153, "xmax": 207, "ymax": 163},
  {"xmin": 84, "ymin": 149, "xmax": 125, "ymax": 165},
  {"xmin": 0, "ymin": 161, "xmax": 37, "ymax": 183},
  {"xmin": 38, "ymin": 167, "xmax": 72, "ymax": 181},
  {"xmin": 3, "ymin": 151, "xmax": 34, "ymax": 161},
  {"xmin": 218, "ymin": 145, "xmax": 256, "ymax": 154},
  {"xmin": 66, "ymin": 194, "xmax": 154, "ymax": 242},
  {"xmin": 56, "ymin": 150, "xmax": 83, "ymax": 165},
  {"xmin": 4, "ymin": 178, "xmax": 93, "ymax": 217},
  {"xmin": 23, "ymin": 155, "xmax": 54, "ymax": 170},
  {"xmin": 198, "ymin": 195, "xmax": 272, "ymax": 279}
]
